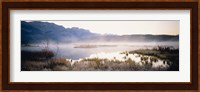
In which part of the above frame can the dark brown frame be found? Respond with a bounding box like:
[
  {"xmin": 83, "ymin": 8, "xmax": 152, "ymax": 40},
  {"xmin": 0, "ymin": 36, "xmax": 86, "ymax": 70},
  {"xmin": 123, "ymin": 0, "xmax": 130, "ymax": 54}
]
[{"xmin": 2, "ymin": 2, "xmax": 198, "ymax": 90}]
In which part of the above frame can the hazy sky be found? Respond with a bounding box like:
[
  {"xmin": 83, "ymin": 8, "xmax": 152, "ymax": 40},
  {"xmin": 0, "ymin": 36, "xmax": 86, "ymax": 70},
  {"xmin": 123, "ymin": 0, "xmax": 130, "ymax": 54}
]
[{"xmin": 41, "ymin": 21, "xmax": 179, "ymax": 35}]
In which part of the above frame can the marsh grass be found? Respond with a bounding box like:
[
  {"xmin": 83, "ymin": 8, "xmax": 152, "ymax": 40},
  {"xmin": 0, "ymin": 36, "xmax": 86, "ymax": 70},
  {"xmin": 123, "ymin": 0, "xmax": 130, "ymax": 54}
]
[
  {"xmin": 21, "ymin": 49, "xmax": 71, "ymax": 71},
  {"xmin": 129, "ymin": 46, "xmax": 179, "ymax": 71},
  {"xmin": 21, "ymin": 49, "xmax": 54, "ymax": 61},
  {"xmin": 21, "ymin": 53, "xmax": 167, "ymax": 71},
  {"xmin": 21, "ymin": 46, "xmax": 177, "ymax": 71}
]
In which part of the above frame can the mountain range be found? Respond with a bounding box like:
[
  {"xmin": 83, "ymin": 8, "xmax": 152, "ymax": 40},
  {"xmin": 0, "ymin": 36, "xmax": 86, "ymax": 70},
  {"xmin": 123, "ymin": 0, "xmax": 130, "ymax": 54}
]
[{"xmin": 21, "ymin": 21, "xmax": 179, "ymax": 44}]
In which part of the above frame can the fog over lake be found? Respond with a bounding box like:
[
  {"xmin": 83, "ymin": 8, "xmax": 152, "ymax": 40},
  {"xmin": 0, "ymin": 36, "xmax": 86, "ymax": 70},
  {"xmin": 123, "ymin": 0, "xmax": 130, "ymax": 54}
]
[{"xmin": 22, "ymin": 42, "xmax": 178, "ymax": 60}]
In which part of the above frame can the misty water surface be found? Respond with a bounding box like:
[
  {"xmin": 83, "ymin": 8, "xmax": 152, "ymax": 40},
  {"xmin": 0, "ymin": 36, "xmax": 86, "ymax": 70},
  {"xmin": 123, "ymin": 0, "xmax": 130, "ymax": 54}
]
[{"xmin": 21, "ymin": 42, "xmax": 179, "ymax": 60}]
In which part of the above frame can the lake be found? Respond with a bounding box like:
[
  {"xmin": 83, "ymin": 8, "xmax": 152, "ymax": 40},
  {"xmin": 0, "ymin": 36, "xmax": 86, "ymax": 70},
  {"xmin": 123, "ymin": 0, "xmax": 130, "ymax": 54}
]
[{"xmin": 21, "ymin": 42, "xmax": 179, "ymax": 60}]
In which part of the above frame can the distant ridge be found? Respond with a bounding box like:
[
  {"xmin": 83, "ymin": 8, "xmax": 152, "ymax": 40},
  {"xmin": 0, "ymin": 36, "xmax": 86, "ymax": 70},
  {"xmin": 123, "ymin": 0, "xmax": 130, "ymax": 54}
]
[{"xmin": 21, "ymin": 21, "xmax": 179, "ymax": 44}]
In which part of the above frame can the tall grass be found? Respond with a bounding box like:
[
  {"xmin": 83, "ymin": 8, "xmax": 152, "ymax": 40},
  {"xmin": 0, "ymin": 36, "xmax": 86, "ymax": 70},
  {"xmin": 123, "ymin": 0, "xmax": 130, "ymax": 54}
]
[
  {"xmin": 21, "ymin": 46, "xmax": 178, "ymax": 71},
  {"xmin": 129, "ymin": 46, "xmax": 179, "ymax": 71},
  {"xmin": 21, "ymin": 51, "xmax": 168, "ymax": 71}
]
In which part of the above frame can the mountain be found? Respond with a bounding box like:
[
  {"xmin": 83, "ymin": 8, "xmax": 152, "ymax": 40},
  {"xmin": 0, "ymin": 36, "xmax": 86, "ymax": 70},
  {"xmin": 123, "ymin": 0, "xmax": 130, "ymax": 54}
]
[
  {"xmin": 21, "ymin": 21, "xmax": 179, "ymax": 44},
  {"xmin": 21, "ymin": 21, "xmax": 97, "ymax": 44}
]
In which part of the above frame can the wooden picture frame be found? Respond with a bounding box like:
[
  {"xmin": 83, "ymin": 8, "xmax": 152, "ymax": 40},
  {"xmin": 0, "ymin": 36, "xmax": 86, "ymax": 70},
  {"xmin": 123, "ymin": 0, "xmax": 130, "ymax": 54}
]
[{"xmin": 1, "ymin": 1, "xmax": 198, "ymax": 91}]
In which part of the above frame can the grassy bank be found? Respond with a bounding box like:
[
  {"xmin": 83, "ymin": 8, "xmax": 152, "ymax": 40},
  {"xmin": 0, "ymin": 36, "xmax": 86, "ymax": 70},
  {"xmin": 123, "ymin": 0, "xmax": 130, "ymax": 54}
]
[
  {"xmin": 22, "ymin": 56, "xmax": 167, "ymax": 71},
  {"xmin": 21, "ymin": 46, "xmax": 178, "ymax": 71},
  {"xmin": 129, "ymin": 46, "xmax": 179, "ymax": 71}
]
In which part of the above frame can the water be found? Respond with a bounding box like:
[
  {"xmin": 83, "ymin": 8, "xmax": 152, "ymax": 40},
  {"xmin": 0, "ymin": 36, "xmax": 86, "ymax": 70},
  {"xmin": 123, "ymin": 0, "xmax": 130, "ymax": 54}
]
[{"xmin": 21, "ymin": 42, "xmax": 179, "ymax": 60}]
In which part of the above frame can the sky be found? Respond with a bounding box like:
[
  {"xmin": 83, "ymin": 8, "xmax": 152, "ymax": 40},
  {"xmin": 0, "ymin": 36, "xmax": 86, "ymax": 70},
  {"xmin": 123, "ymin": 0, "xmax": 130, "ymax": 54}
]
[{"xmin": 41, "ymin": 20, "xmax": 179, "ymax": 35}]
